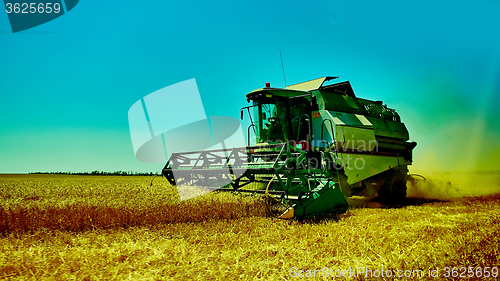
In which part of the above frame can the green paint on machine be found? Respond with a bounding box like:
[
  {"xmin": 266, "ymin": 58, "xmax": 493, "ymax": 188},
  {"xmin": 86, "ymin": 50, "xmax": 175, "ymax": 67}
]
[{"xmin": 163, "ymin": 77, "xmax": 416, "ymax": 219}]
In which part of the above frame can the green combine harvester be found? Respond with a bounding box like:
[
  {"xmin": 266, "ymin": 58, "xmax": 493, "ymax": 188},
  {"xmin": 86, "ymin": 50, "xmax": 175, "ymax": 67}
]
[{"xmin": 162, "ymin": 77, "xmax": 416, "ymax": 219}]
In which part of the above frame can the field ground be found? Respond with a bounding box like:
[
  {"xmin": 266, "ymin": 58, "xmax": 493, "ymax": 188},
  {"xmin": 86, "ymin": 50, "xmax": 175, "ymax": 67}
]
[{"xmin": 0, "ymin": 172, "xmax": 499, "ymax": 280}]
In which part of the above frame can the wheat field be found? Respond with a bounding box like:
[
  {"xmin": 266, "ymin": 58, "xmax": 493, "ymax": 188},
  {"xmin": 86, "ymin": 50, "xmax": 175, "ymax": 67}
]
[{"xmin": 0, "ymin": 173, "xmax": 499, "ymax": 280}]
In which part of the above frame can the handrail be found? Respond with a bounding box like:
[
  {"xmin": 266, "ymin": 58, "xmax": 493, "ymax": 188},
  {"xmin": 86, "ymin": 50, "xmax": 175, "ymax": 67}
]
[
  {"xmin": 247, "ymin": 123, "xmax": 256, "ymax": 146},
  {"xmin": 321, "ymin": 119, "xmax": 335, "ymax": 149}
]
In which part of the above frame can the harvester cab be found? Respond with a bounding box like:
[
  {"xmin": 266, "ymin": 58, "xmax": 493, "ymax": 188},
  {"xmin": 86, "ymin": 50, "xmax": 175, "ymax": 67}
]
[
  {"xmin": 163, "ymin": 76, "xmax": 416, "ymax": 219},
  {"xmin": 246, "ymin": 87, "xmax": 311, "ymax": 145}
]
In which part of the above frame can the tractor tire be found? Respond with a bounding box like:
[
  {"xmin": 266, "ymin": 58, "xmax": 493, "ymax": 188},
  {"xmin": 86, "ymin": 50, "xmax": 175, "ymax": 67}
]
[{"xmin": 378, "ymin": 170, "xmax": 406, "ymax": 204}]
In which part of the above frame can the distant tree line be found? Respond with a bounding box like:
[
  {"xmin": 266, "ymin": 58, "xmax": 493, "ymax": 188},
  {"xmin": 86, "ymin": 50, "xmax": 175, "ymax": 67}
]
[{"xmin": 29, "ymin": 171, "xmax": 156, "ymax": 176}]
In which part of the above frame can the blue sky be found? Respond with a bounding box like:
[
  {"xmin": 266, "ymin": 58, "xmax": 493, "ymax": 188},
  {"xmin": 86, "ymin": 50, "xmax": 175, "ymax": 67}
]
[{"xmin": 1, "ymin": 0, "xmax": 499, "ymax": 173}]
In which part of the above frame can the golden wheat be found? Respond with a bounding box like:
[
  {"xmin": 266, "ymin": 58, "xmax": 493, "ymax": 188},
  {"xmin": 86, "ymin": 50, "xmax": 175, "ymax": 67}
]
[
  {"xmin": 0, "ymin": 174, "xmax": 499, "ymax": 280},
  {"xmin": 0, "ymin": 175, "xmax": 266, "ymax": 235}
]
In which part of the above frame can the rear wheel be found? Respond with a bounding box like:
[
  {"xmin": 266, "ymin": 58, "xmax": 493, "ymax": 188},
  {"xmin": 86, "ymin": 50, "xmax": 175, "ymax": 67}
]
[{"xmin": 379, "ymin": 170, "xmax": 406, "ymax": 203}]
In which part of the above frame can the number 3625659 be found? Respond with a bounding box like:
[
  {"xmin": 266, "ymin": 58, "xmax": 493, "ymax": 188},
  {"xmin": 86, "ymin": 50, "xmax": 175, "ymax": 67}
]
[{"xmin": 5, "ymin": 3, "xmax": 62, "ymax": 14}]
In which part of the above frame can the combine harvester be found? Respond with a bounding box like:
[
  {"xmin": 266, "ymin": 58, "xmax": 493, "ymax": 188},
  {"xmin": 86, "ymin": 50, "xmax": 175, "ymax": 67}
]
[{"xmin": 162, "ymin": 77, "xmax": 416, "ymax": 219}]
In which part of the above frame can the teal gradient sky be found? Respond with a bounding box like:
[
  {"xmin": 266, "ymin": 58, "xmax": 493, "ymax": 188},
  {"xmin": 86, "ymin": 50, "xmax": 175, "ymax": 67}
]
[{"xmin": 1, "ymin": 0, "xmax": 499, "ymax": 173}]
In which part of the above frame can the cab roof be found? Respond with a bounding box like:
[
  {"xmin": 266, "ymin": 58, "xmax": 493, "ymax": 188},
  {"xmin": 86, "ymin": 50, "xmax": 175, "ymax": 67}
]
[{"xmin": 246, "ymin": 76, "xmax": 356, "ymax": 101}]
